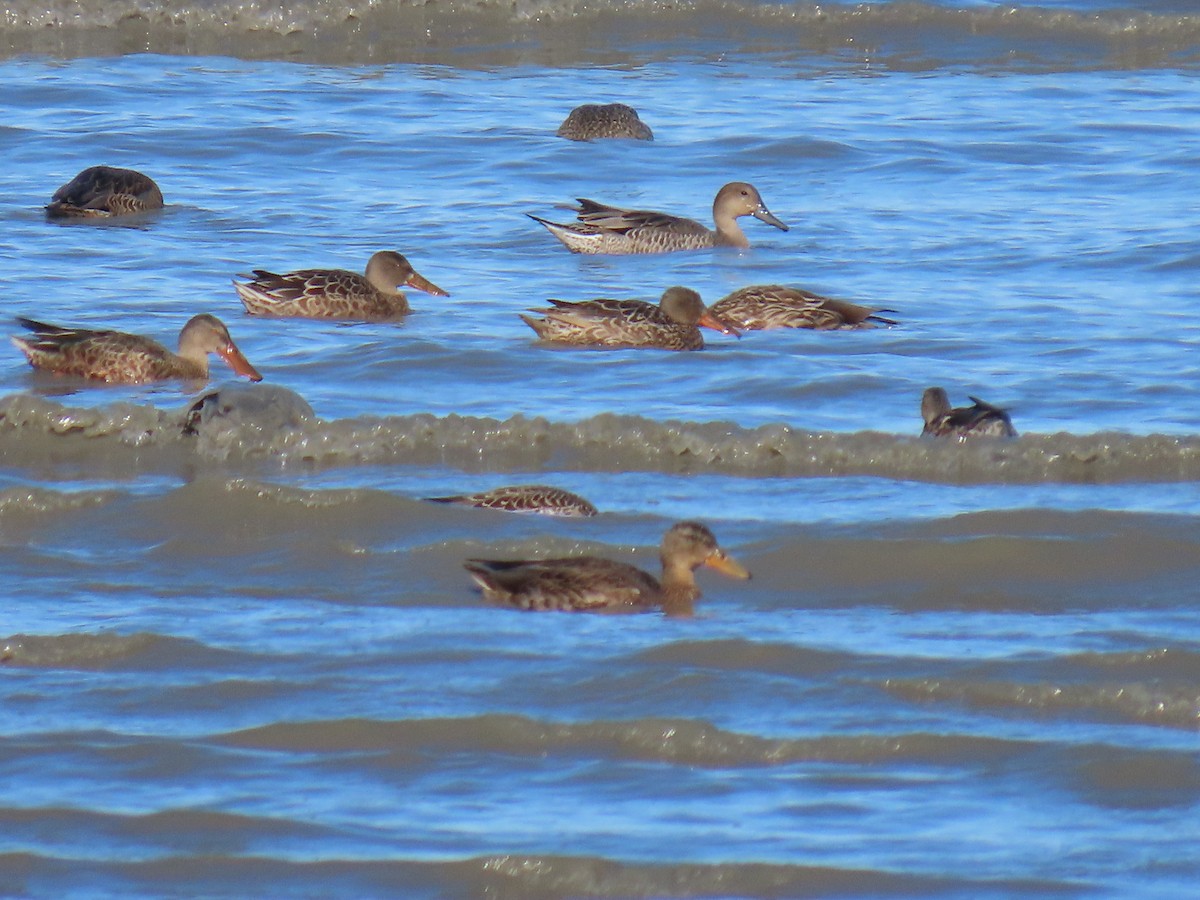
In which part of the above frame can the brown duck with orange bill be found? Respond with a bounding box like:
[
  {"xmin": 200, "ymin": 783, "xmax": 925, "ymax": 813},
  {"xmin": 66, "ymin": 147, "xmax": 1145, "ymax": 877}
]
[
  {"xmin": 465, "ymin": 521, "xmax": 750, "ymax": 614},
  {"xmin": 233, "ymin": 251, "xmax": 448, "ymax": 320},
  {"xmin": 521, "ymin": 286, "xmax": 738, "ymax": 350},
  {"xmin": 11, "ymin": 314, "xmax": 261, "ymax": 384}
]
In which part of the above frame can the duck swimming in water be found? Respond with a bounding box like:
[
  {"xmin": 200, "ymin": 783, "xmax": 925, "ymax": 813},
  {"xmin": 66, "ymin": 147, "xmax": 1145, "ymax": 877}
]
[
  {"xmin": 529, "ymin": 182, "xmax": 788, "ymax": 254},
  {"xmin": 12, "ymin": 314, "xmax": 261, "ymax": 385},
  {"xmin": 556, "ymin": 103, "xmax": 654, "ymax": 141},
  {"xmin": 709, "ymin": 285, "xmax": 897, "ymax": 331},
  {"xmin": 465, "ymin": 521, "xmax": 750, "ymax": 614},
  {"xmin": 921, "ymin": 387, "xmax": 1017, "ymax": 439},
  {"xmin": 427, "ymin": 485, "xmax": 598, "ymax": 517},
  {"xmin": 521, "ymin": 286, "xmax": 738, "ymax": 351},
  {"xmin": 45, "ymin": 166, "xmax": 164, "ymax": 219},
  {"xmin": 234, "ymin": 251, "xmax": 448, "ymax": 320}
]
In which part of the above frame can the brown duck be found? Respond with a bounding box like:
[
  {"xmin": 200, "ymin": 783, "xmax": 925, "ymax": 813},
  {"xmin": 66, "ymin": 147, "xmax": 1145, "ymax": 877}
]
[
  {"xmin": 465, "ymin": 521, "xmax": 750, "ymax": 614},
  {"xmin": 12, "ymin": 314, "xmax": 262, "ymax": 385},
  {"xmin": 710, "ymin": 285, "xmax": 897, "ymax": 330},
  {"xmin": 557, "ymin": 103, "xmax": 654, "ymax": 141},
  {"xmin": 427, "ymin": 485, "xmax": 598, "ymax": 517},
  {"xmin": 529, "ymin": 182, "xmax": 788, "ymax": 254},
  {"xmin": 45, "ymin": 166, "xmax": 163, "ymax": 219},
  {"xmin": 233, "ymin": 251, "xmax": 448, "ymax": 320},
  {"xmin": 921, "ymin": 387, "xmax": 1017, "ymax": 439},
  {"xmin": 521, "ymin": 286, "xmax": 738, "ymax": 350}
]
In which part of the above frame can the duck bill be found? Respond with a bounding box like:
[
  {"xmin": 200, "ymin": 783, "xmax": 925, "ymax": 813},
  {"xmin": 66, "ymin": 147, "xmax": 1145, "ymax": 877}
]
[
  {"xmin": 218, "ymin": 343, "xmax": 263, "ymax": 382},
  {"xmin": 704, "ymin": 550, "xmax": 751, "ymax": 580},
  {"xmin": 697, "ymin": 311, "xmax": 741, "ymax": 338},
  {"xmin": 754, "ymin": 204, "xmax": 789, "ymax": 232},
  {"xmin": 404, "ymin": 269, "xmax": 450, "ymax": 297}
]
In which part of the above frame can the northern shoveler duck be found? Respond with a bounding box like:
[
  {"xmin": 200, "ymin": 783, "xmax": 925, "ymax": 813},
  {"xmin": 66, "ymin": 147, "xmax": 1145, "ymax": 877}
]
[
  {"xmin": 45, "ymin": 166, "xmax": 163, "ymax": 219},
  {"xmin": 12, "ymin": 314, "xmax": 262, "ymax": 385},
  {"xmin": 709, "ymin": 285, "xmax": 898, "ymax": 330},
  {"xmin": 520, "ymin": 286, "xmax": 738, "ymax": 351},
  {"xmin": 233, "ymin": 251, "xmax": 448, "ymax": 320},
  {"xmin": 529, "ymin": 182, "xmax": 788, "ymax": 254},
  {"xmin": 465, "ymin": 521, "xmax": 750, "ymax": 614},
  {"xmin": 557, "ymin": 103, "xmax": 654, "ymax": 141},
  {"xmin": 427, "ymin": 485, "xmax": 598, "ymax": 517},
  {"xmin": 921, "ymin": 387, "xmax": 1017, "ymax": 439}
]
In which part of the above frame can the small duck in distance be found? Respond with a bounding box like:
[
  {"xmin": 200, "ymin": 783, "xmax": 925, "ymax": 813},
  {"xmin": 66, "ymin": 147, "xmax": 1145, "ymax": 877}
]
[
  {"xmin": 529, "ymin": 182, "xmax": 788, "ymax": 254},
  {"xmin": 426, "ymin": 485, "xmax": 598, "ymax": 517},
  {"xmin": 710, "ymin": 285, "xmax": 898, "ymax": 330},
  {"xmin": 465, "ymin": 521, "xmax": 750, "ymax": 614},
  {"xmin": 921, "ymin": 387, "xmax": 1017, "ymax": 439},
  {"xmin": 557, "ymin": 103, "xmax": 654, "ymax": 141},
  {"xmin": 12, "ymin": 314, "xmax": 261, "ymax": 385},
  {"xmin": 233, "ymin": 251, "xmax": 448, "ymax": 320},
  {"xmin": 45, "ymin": 165, "xmax": 164, "ymax": 219},
  {"xmin": 521, "ymin": 286, "xmax": 738, "ymax": 351}
]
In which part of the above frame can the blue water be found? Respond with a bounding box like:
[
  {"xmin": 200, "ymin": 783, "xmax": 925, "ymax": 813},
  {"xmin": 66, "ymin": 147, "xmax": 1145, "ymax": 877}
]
[{"xmin": 1, "ymin": 2, "xmax": 1199, "ymax": 897}]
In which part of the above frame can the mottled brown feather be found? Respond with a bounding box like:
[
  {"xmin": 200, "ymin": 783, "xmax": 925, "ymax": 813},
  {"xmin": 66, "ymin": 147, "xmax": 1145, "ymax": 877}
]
[
  {"xmin": 465, "ymin": 521, "xmax": 750, "ymax": 614},
  {"xmin": 45, "ymin": 166, "xmax": 163, "ymax": 219},
  {"xmin": 921, "ymin": 387, "xmax": 1017, "ymax": 439},
  {"xmin": 529, "ymin": 182, "xmax": 787, "ymax": 254},
  {"xmin": 11, "ymin": 314, "xmax": 261, "ymax": 385},
  {"xmin": 521, "ymin": 287, "xmax": 736, "ymax": 351},
  {"xmin": 234, "ymin": 251, "xmax": 448, "ymax": 320},
  {"xmin": 710, "ymin": 285, "xmax": 898, "ymax": 330},
  {"xmin": 427, "ymin": 485, "xmax": 598, "ymax": 517}
]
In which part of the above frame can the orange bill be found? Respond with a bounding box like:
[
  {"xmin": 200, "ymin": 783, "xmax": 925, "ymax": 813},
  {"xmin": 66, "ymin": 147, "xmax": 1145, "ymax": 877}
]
[
  {"xmin": 404, "ymin": 269, "xmax": 450, "ymax": 297},
  {"xmin": 703, "ymin": 550, "xmax": 751, "ymax": 580},
  {"xmin": 218, "ymin": 342, "xmax": 263, "ymax": 382},
  {"xmin": 698, "ymin": 311, "xmax": 741, "ymax": 338}
]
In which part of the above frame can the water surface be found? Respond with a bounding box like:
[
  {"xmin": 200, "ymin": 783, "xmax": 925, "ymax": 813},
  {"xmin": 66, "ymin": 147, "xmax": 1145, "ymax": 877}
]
[{"xmin": 2, "ymin": 1, "xmax": 1199, "ymax": 896}]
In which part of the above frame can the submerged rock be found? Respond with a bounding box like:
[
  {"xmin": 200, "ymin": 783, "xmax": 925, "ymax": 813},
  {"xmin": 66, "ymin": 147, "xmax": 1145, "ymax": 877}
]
[{"xmin": 182, "ymin": 382, "xmax": 315, "ymax": 438}]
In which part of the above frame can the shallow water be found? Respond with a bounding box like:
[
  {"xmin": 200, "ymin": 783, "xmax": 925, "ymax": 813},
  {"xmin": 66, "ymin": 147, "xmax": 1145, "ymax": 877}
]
[{"xmin": 2, "ymin": 1, "xmax": 1199, "ymax": 897}]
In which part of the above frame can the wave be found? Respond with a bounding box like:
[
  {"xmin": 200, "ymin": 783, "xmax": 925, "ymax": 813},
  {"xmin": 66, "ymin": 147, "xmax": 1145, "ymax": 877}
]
[
  {"xmin": 3, "ymin": 389, "xmax": 1200, "ymax": 485},
  {"xmin": 216, "ymin": 711, "xmax": 1189, "ymax": 765},
  {"xmin": 0, "ymin": 849, "xmax": 1083, "ymax": 897},
  {"xmin": 2, "ymin": 1, "xmax": 1198, "ymax": 70}
]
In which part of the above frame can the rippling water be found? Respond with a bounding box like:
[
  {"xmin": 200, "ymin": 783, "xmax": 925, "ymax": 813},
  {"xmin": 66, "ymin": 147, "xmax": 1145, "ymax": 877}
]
[{"xmin": 2, "ymin": 1, "xmax": 1199, "ymax": 897}]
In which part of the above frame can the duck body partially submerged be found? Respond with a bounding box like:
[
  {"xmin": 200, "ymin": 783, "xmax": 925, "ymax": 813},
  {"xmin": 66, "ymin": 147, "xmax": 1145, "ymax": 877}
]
[
  {"xmin": 465, "ymin": 521, "xmax": 750, "ymax": 615},
  {"xmin": 46, "ymin": 166, "xmax": 163, "ymax": 219}
]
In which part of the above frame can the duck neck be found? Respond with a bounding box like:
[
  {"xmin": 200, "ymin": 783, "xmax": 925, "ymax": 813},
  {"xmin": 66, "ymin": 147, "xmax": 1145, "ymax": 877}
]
[
  {"xmin": 174, "ymin": 345, "xmax": 209, "ymax": 378},
  {"xmin": 712, "ymin": 214, "xmax": 749, "ymax": 248},
  {"xmin": 660, "ymin": 558, "xmax": 700, "ymax": 616}
]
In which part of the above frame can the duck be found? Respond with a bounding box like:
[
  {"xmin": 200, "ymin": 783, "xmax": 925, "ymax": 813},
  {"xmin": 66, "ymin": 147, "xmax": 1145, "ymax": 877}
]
[
  {"xmin": 921, "ymin": 387, "xmax": 1017, "ymax": 439},
  {"xmin": 529, "ymin": 182, "xmax": 788, "ymax": 254},
  {"xmin": 426, "ymin": 485, "xmax": 598, "ymax": 517},
  {"xmin": 465, "ymin": 521, "xmax": 750, "ymax": 614},
  {"xmin": 557, "ymin": 103, "xmax": 654, "ymax": 141},
  {"xmin": 520, "ymin": 286, "xmax": 738, "ymax": 351},
  {"xmin": 709, "ymin": 285, "xmax": 898, "ymax": 330},
  {"xmin": 233, "ymin": 251, "xmax": 448, "ymax": 320},
  {"xmin": 11, "ymin": 314, "xmax": 262, "ymax": 385},
  {"xmin": 45, "ymin": 166, "xmax": 163, "ymax": 219}
]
